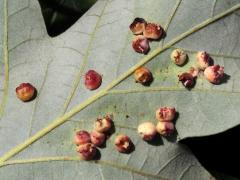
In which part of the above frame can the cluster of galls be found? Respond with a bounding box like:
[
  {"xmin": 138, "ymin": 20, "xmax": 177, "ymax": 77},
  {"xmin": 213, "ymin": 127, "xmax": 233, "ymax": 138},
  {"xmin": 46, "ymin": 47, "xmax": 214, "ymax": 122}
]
[
  {"xmin": 170, "ymin": 49, "xmax": 225, "ymax": 89},
  {"xmin": 130, "ymin": 18, "xmax": 163, "ymax": 54},
  {"xmin": 132, "ymin": 49, "xmax": 225, "ymax": 88},
  {"xmin": 137, "ymin": 107, "xmax": 176, "ymax": 142},
  {"xmin": 74, "ymin": 115, "xmax": 133, "ymax": 160},
  {"xmin": 74, "ymin": 115, "xmax": 112, "ymax": 160},
  {"xmin": 196, "ymin": 51, "xmax": 224, "ymax": 84}
]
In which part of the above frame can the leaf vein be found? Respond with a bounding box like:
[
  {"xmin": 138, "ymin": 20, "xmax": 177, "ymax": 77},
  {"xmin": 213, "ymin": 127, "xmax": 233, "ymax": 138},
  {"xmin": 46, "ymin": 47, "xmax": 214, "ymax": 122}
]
[
  {"xmin": 0, "ymin": 157, "xmax": 169, "ymax": 180},
  {"xmin": 161, "ymin": 0, "xmax": 182, "ymax": 47},
  {"xmin": 8, "ymin": 6, "xmax": 29, "ymax": 19},
  {"xmin": 157, "ymin": 153, "xmax": 182, "ymax": 174},
  {"xmin": 211, "ymin": 0, "xmax": 217, "ymax": 17},
  {"xmin": 109, "ymin": 87, "xmax": 240, "ymax": 95},
  {"xmin": 57, "ymin": 47, "xmax": 84, "ymax": 57},
  {"xmin": 28, "ymin": 61, "xmax": 52, "ymax": 137},
  {"xmin": 164, "ymin": 0, "xmax": 182, "ymax": 32},
  {"xmin": 61, "ymin": 0, "xmax": 110, "ymax": 115},
  {"xmin": 178, "ymin": 165, "xmax": 194, "ymax": 180},
  {"xmin": 0, "ymin": 0, "xmax": 9, "ymax": 117}
]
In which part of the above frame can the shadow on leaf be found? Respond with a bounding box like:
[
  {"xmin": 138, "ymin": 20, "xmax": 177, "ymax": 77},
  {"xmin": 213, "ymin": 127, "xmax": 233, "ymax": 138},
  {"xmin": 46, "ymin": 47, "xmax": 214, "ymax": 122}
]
[
  {"xmin": 220, "ymin": 73, "xmax": 231, "ymax": 84},
  {"xmin": 147, "ymin": 133, "xmax": 163, "ymax": 146}
]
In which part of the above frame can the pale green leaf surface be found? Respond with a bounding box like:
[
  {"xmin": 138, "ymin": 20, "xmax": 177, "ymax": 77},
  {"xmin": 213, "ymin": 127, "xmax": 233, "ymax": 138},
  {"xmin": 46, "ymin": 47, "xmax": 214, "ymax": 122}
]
[{"xmin": 0, "ymin": 0, "xmax": 240, "ymax": 179}]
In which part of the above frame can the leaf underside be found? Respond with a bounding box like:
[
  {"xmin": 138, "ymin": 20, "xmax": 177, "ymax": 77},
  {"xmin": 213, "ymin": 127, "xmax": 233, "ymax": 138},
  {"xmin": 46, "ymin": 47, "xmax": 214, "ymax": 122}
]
[{"xmin": 0, "ymin": 0, "xmax": 240, "ymax": 179}]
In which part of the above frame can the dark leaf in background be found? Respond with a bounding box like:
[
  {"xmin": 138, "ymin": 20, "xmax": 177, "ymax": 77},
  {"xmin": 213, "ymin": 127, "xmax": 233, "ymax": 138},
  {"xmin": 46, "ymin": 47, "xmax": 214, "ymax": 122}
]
[
  {"xmin": 38, "ymin": 0, "xmax": 97, "ymax": 36},
  {"xmin": 182, "ymin": 125, "xmax": 240, "ymax": 179}
]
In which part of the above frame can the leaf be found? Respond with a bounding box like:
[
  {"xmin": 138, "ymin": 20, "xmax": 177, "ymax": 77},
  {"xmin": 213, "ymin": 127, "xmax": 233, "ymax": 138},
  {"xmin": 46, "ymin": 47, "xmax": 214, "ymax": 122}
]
[
  {"xmin": 0, "ymin": 0, "xmax": 240, "ymax": 179},
  {"xmin": 182, "ymin": 125, "xmax": 240, "ymax": 178}
]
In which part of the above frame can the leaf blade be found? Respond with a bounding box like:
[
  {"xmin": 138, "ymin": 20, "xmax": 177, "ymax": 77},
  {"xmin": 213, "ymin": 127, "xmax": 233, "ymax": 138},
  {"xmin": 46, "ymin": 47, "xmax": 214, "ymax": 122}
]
[{"xmin": 1, "ymin": 0, "xmax": 240, "ymax": 179}]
